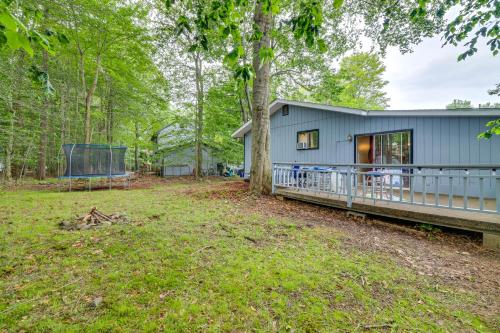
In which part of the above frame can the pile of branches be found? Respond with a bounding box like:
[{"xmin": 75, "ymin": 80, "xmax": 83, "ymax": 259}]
[{"xmin": 59, "ymin": 207, "xmax": 129, "ymax": 230}]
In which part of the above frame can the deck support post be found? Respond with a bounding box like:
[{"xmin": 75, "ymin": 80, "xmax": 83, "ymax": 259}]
[
  {"xmin": 483, "ymin": 233, "xmax": 500, "ymax": 251},
  {"xmin": 272, "ymin": 163, "xmax": 276, "ymax": 195},
  {"xmin": 347, "ymin": 167, "xmax": 353, "ymax": 208},
  {"xmin": 496, "ymin": 177, "xmax": 500, "ymax": 213}
]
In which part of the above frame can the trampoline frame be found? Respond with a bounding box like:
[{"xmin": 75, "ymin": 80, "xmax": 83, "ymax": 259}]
[{"xmin": 57, "ymin": 143, "xmax": 131, "ymax": 191}]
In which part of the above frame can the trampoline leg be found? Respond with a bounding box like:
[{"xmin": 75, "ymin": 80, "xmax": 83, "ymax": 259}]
[
  {"xmin": 88, "ymin": 178, "xmax": 91, "ymax": 192},
  {"xmin": 109, "ymin": 177, "xmax": 112, "ymax": 190},
  {"xmin": 69, "ymin": 178, "xmax": 72, "ymax": 192}
]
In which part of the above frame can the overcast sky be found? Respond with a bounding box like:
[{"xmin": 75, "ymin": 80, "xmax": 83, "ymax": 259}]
[{"xmin": 383, "ymin": 36, "xmax": 500, "ymax": 110}]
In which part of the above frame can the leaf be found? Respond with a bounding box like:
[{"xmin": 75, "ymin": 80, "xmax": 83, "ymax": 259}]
[
  {"xmin": 57, "ymin": 33, "xmax": 69, "ymax": 44},
  {"xmin": 31, "ymin": 30, "xmax": 53, "ymax": 55},
  {"xmin": 333, "ymin": 0, "xmax": 343, "ymax": 9},
  {"xmin": 4, "ymin": 29, "xmax": 19, "ymax": 47},
  {"xmin": 200, "ymin": 35, "xmax": 208, "ymax": 50},
  {"xmin": 234, "ymin": 64, "xmax": 253, "ymax": 82},
  {"xmin": 317, "ymin": 38, "xmax": 327, "ymax": 53},
  {"xmin": 258, "ymin": 46, "xmax": 274, "ymax": 64},
  {"xmin": 17, "ymin": 32, "xmax": 32, "ymax": 55},
  {"xmin": 164, "ymin": 0, "xmax": 174, "ymax": 9},
  {"xmin": 0, "ymin": 11, "xmax": 16, "ymax": 31},
  {"xmin": 7, "ymin": 10, "xmax": 28, "ymax": 33},
  {"xmin": 224, "ymin": 48, "xmax": 239, "ymax": 67}
]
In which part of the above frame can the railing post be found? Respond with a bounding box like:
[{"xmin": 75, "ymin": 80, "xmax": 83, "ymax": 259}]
[
  {"xmin": 347, "ymin": 166, "xmax": 353, "ymax": 208},
  {"xmin": 496, "ymin": 176, "xmax": 500, "ymax": 213},
  {"xmin": 272, "ymin": 163, "xmax": 276, "ymax": 194}
]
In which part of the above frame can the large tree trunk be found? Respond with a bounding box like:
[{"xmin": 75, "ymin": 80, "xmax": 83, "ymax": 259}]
[
  {"xmin": 194, "ymin": 53, "xmax": 204, "ymax": 180},
  {"xmin": 250, "ymin": 2, "xmax": 272, "ymax": 194},
  {"xmin": 37, "ymin": 49, "xmax": 50, "ymax": 180},
  {"xmin": 84, "ymin": 55, "xmax": 101, "ymax": 144}
]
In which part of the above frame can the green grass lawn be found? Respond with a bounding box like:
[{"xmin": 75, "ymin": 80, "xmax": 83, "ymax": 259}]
[{"xmin": 0, "ymin": 180, "xmax": 496, "ymax": 332}]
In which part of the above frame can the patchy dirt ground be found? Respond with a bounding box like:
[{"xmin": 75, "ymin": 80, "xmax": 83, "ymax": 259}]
[
  {"xmin": 187, "ymin": 179, "xmax": 500, "ymax": 317},
  {"xmin": 4, "ymin": 175, "xmax": 499, "ymax": 316},
  {"xmin": 0, "ymin": 173, "xmax": 223, "ymax": 191},
  {"xmin": 2, "ymin": 175, "xmax": 499, "ymax": 329}
]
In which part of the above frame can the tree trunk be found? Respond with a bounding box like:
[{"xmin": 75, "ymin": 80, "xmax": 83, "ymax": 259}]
[
  {"xmin": 250, "ymin": 2, "xmax": 273, "ymax": 194},
  {"xmin": 238, "ymin": 94, "xmax": 248, "ymax": 123},
  {"xmin": 194, "ymin": 53, "xmax": 204, "ymax": 180},
  {"xmin": 134, "ymin": 120, "xmax": 139, "ymax": 171},
  {"xmin": 106, "ymin": 79, "xmax": 114, "ymax": 144},
  {"xmin": 244, "ymin": 81, "xmax": 253, "ymax": 118},
  {"xmin": 5, "ymin": 106, "xmax": 15, "ymax": 182},
  {"xmin": 60, "ymin": 79, "xmax": 69, "ymax": 145},
  {"xmin": 37, "ymin": 49, "xmax": 50, "ymax": 180},
  {"xmin": 5, "ymin": 53, "xmax": 26, "ymax": 181},
  {"xmin": 84, "ymin": 54, "xmax": 101, "ymax": 144}
]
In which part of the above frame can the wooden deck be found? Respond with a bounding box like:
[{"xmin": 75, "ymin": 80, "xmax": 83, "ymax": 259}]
[{"xmin": 275, "ymin": 186, "xmax": 500, "ymax": 250}]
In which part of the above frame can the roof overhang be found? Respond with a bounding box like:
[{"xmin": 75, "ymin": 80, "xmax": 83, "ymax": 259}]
[
  {"xmin": 232, "ymin": 99, "xmax": 364, "ymax": 138},
  {"xmin": 231, "ymin": 99, "xmax": 500, "ymax": 138}
]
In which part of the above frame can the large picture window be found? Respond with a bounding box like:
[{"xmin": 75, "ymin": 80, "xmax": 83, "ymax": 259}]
[
  {"xmin": 356, "ymin": 130, "xmax": 412, "ymax": 165},
  {"xmin": 356, "ymin": 130, "xmax": 412, "ymax": 187},
  {"xmin": 373, "ymin": 131, "xmax": 411, "ymax": 164},
  {"xmin": 297, "ymin": 129, "xmax": 319, "ymax": 150}
]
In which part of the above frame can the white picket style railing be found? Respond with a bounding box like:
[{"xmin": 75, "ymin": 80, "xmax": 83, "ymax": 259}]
[{"xmin": 272, "ymin": 163, "xmax": 500, "ymax": 214}]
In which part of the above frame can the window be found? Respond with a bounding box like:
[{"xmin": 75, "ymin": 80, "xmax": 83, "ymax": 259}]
[
  {"xmin": 282, "ymin": 105, "xmax": 289, "ymax": 116},
  {"xmin": 356, "ymin": 130, "xmax": 412, "ymax": 187},
  {"xmin": 297, "ymin": 129, "xmax": 319, "ymax": 150},
  {"xmin": 373, "ymin": 131, "xmax": 411, "ymax": 164}
]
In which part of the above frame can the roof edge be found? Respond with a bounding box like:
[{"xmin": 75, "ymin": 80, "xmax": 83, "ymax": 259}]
[{"xmin": 231, "ymin": 99, "xmax": 500, "ymax": 138}]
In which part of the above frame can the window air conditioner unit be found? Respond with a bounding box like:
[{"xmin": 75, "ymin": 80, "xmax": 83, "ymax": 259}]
[{"xmin": 297, "ymin": 142, "xmax": 308, "ymax": 149}]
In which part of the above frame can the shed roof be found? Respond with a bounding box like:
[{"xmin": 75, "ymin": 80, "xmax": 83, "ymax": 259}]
[{"xmin": 231, "ymin": 99, "xmax": 500, "ymax": 138}]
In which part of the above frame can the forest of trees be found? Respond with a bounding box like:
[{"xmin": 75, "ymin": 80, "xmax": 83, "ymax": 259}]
[
  {"xmin": 1, "ymin": 0, "xmax": 498, "ymax": 189},
  {"xmin": 0, "ymin": 0, "xmax": 170, "ymax": 181},
  {"xmin": 0, "ymin": 0, "xmax": 392, "ymax": 183}
]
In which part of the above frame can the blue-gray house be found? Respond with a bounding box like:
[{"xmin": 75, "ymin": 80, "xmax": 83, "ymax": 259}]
[
  {"xmin": 233, "ymin": 99, "xmax": 500, "ymax": 248},
  {"xmin": 233, "ymin": 99, "xmax": 500, "ymax": 175}
]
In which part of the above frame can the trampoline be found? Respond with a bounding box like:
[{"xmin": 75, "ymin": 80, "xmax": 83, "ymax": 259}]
[{"xmin": 58, "ymin": 144, "xmax": 131, "ymax": 191}]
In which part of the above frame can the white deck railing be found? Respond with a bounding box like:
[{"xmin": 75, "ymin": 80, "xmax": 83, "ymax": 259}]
[{"xmin": 272, "ymin": 163, "xmax": 500, "ymax": 214}]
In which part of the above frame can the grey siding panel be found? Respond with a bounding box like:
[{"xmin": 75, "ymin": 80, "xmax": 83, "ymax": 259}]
[
  {"xmin": 246, "ymin": 105, "xmax": 499, "ymax": 196},
  {"xmin": 244, "ymin": 133, "xmax": 252, "ymax": 176},
  {"xmin": 163, "ymin": 146, "xmax": 224, "ymax": 177}
]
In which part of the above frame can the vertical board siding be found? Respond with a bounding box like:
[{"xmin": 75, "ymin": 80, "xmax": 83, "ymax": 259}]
[
  {"xmin": 244, "ymin": 133, "xmax": 252, "ymax": 176},
  {"xmin": 162, "ymin": 146, "xmax": 225, "ymax": 177},
  {"xmin": 245, "ymin": 105, "xmax": 499, "ymax": 196}
]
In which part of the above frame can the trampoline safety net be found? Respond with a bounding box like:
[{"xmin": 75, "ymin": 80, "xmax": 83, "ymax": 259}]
[{"xmin": 61, "ymin": 144, "xmax": 127, "ymax": 177}]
